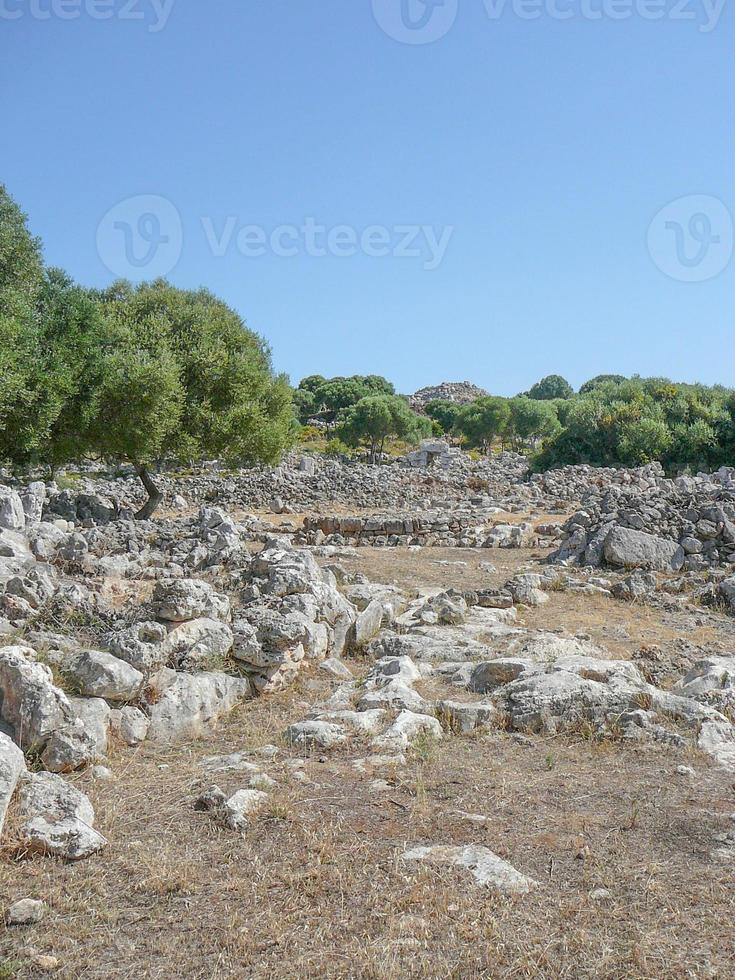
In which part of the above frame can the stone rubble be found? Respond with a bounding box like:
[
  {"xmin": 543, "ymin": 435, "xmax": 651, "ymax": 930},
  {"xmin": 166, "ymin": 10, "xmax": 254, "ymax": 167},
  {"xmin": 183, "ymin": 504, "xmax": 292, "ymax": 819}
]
[
  {"xmin": 552, "ymin": 463, "xmax": 735, "ymax": 570},
  {"xmin": 3, "ymin": 453, "xmax": 735, "ymax": 867}
]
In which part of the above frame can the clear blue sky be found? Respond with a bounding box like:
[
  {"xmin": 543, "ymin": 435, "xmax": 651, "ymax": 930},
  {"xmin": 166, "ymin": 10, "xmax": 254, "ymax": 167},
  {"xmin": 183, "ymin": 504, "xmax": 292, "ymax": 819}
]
[{"xmin": 2, "ymin": 0, "xmax": 733, "ymax": 395}]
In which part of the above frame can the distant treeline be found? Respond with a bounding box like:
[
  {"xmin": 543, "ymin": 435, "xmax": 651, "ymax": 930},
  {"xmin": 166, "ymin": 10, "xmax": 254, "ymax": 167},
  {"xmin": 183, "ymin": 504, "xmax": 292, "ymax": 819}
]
[
  {"xmin": 421, "ymin": 373, "xmax": 735, "ymax": 472},
  {"xmin": 295, "ymin": 372, "xmax": 735, "ymax": 472}
]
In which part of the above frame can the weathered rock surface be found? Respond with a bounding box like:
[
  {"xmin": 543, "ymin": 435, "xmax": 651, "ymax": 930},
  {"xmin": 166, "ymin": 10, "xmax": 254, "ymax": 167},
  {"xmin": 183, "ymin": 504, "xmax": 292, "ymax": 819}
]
[
  {"xmin": 402, "ymin": 844, "xmax": 538, "ymax": 894},
  {"xmin": 16, "ymin": 771, "xmax": 107, "ymax": 859},
  {"xmin": 603, "ymin": 527, "xmax": 685, "ymax": 572},
  {"xmin": 0, "ymin": 732, "xmax": 26, "ymax": 836},
  {"xmin": 144, "ymin": 669, "xmax": 251, "ymax": 744}
]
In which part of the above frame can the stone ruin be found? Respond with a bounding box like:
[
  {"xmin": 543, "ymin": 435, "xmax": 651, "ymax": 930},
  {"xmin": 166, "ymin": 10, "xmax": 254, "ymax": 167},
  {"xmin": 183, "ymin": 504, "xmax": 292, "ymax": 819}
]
[{"xmin": 405, "ymin": 439, "xmax": 458, "ymax": 470}]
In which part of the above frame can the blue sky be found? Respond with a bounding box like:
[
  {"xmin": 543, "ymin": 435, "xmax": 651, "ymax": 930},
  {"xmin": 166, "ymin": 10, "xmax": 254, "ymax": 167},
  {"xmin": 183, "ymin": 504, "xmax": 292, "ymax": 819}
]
[{"xmin": 2, "ymin": 0, "xmax": 733, "ymax": 395}]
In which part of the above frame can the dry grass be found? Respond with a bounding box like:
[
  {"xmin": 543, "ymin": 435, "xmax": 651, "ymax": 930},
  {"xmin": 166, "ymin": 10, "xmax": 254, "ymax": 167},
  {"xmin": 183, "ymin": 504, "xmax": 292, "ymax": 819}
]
[
  {"xmin": 2, "ymin": 687, "xmax": 734, "ymax": 979},
  {"xmin": 3, "ymin": 546, "xmax": 735, "ymax": 978}
]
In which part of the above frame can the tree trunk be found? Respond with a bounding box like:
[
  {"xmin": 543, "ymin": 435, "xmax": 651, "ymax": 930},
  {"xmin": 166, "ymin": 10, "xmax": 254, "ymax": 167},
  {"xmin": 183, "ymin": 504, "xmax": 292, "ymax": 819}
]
[{"xmin": 134, "ymin": 464, "xmax": 163, "ymax": 520}]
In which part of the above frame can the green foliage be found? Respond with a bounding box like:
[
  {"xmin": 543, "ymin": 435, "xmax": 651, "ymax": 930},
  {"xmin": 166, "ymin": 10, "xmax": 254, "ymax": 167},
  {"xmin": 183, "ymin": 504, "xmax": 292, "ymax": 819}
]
[
  {"xmin": 579, "ymin": 374, "xmax": 627, "ymax": 394},
  {"xmin": 0, "ymin": 184, "xmax": 45, "ymax": 463},
  {"xmin": 31, "ymin": 269, "xmax": 110, "ymax": 471},
  {"xmin": 424, "ymin": 399, "xmax": 462, "ymax": 434},
  {"xmin": 535, "ymin": 376, "xmax": 734, "ymax": 472},
  {"xmin": 297, "ymin": 374, "xmax": 395, "ymax": 424},
  {"xmin": 293, "ymin": 387, "xmax": 316, "ymax": 422},
  {"xmin": 338, "ymin": 394, "xmax": 428, "ymax": 461},
  {"xmin": 91, "ymin": 279, "xmax": 294, "ymax": 468},
  {"xmin": 0, "ymin": 187, "xmax": 294, "ymax": 512},
  {"xmin": 324, "ymin": 437, "xmax": 351, "ymax": 457},
  {"xmin": 527, "ymin": 374, "xmax": 574, "ymax": 401},
  {"xmin": 0, "ymin": 183, "xmax": 43, "ymax": 318},
  {"xmin": 455, "ymin": 396, "xmax": 511, "ymax": 451},
  {"xmin": 506, "ymin": 397, "xmax": 560, "ymax": 448},
  {"xmin": 298, "ymin": 374, "xmax": 327, "ymax": 394}
]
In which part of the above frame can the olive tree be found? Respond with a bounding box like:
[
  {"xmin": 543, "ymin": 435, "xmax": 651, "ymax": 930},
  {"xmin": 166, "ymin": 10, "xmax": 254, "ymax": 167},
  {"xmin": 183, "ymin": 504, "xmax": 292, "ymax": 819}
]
[
  {"xmin": 91, "ymin": 280, "xmax": 294, "ymax": 518},
  {"xmin": 506, "ymin": 397, "xmax": 560, "ymax": 449},
  {"xmin": 424, "ymin": 399, "xmax": 462, "ymax": 435},
  {"xmin": 338, "ymin": 394, "xmax": 428, "ymax": 462},
  {"xmin": 527, "ymin": 374, "xmax": 574, "ymax": 401},
  {"xmin": 0, "ymin": 184, "xmax": 45, "ymax": 462},
  {"xmin": 455, "ymin": 397, "xmax": 511, "ymax": 452}
]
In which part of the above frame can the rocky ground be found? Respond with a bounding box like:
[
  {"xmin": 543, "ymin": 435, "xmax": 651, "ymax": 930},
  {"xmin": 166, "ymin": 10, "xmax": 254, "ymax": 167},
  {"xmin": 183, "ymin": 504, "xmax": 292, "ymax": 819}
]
[{"xmin": 2, "ymin": 454, "xmax": 735, "ymax": 979}]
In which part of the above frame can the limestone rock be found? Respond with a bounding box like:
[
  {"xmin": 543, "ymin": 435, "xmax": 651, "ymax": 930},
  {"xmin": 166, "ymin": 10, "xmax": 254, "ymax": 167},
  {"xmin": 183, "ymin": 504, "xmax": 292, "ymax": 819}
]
[
  {"xmin": 285, "ymin": 720, "xmax": 348, "ymax": 749},
  {"xmin": 0, "ymin": 731, "xmax": 26, "ymax": 836},
  {"xmin": 16, "ymin": 771, "xmax": 107, "ymax": 860},
  {"xmin": 5, "ymin": 898, "xmax": 45, "ymax": 925},
  {"xmin": 110, "ymin": 706, "xmax": 150, "ymax": 746},
  {"xmin": 375, "ymin": 710, "xmax": 443, "ymax": 750},
  {"xmin": 153, "ymin": 578, "xmax": 231, "ymax": 623},
  {"xmin": 0, "ymin": 645, "xmax": 88, "ymax": 762},
  {"xmin": 66, "ymin": 650, "xmax": 143, "ymax": 701},
  {"xmin": 403, "ymin": 844, "xmax": 537, "ymax": 894},
  {"xmin": 0, "ymin": 487, "xmax": 25, "ymax": 531},
  {"xmin": 603, "ymin": 527, "xmax": 685, "ymax": 572},
  {"xmin": 160, "ymin": 617, "xmax": 234, "ymax": 671},
  {"xmin": 106, "ymin": 621, "xmax": 169, "ymax": 673},
  {"xmin": 144, "ymin": 669, "xmax": 251, "ymax": 744}
]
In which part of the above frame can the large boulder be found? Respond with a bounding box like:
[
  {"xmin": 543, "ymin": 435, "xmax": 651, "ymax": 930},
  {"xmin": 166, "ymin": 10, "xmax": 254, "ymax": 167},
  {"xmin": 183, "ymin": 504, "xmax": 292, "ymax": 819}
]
[
  {"xmin": 232, "ymin": 607, "xmax": 308, "ymax": 693},
  {"xmin": 0, "ymin": 645, "xmax": 97, "ymax": 772},
  {"xmin": 110, "ymin": 705, "xmax": 150, "ymax": 746},
  {"xmin": 0, "ymin": 487, "xmax": 25, "ymax": 531},
  {"xmin": 0, "ymin": 731, "xmax": 26, "ymax": 836},
  {"xmin": 152, "ymin": 579, "xmax": 231, "ymax": 623},
  {"xmin": 674, "ymin": 656, "xmax": 735, "ymax": 700},
  {"xmin": 160, "ymin": 618, "xmax": 234, "ymax": 671},
  {"xmin": 144, "ymin": 669, "xmax": 251, "ymax": 744},
  {"xmin": 106, "ymin": 621, "xmax": 169, "ymax": 673},
  {"xmin": 0, "ymin": 645, "xmax": 73, "ymax": 752},
  {"xmin": 603, "ymin": 527, "xmax": 685, "ymax": 572},
  {"xmin": 66, "ymin": 650, "xmax": 144, "ymax": 701},
  {"xmin": 16, "ymin": 771, "xmax": 107, "ymax": 860}
]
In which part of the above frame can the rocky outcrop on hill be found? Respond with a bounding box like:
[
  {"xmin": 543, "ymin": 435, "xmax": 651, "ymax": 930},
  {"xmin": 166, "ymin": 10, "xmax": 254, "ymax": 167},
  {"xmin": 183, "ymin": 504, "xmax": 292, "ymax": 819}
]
[{"xmin": 408, "ymin": 381, "xmax": 489, "ymax": 412}]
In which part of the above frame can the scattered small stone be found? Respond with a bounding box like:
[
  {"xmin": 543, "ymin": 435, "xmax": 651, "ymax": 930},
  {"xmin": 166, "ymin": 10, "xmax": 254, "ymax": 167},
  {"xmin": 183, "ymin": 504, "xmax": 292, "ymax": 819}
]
[
  {"xmin": 589, "ymin": 888, "xmax": 612, "ymax": 902},
  {"xmin": 6, "ymin": 898, "xmax": 46, "ymax": 926},
  {"xmin": 90, "ymin": 765, "xmax": 114, "ymax": 781}
]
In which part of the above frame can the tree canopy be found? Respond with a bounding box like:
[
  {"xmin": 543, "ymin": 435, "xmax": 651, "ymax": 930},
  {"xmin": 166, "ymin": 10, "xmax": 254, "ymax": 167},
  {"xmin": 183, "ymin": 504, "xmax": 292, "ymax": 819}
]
[
  {"xmin": 424, "ymin": 399, "xmax": 462, "ymax": 435},
  {"xmin": 0, "ymin": 186, "xmax": 295, "ymax": 516},
  {"xmin": 338, "ymin": 395, "xmax": 429, "ymax": 462},
  {"xmin": 455, "ymin": 397, "xmax": 511, "ymax": 451},
  {"xmin": 535, "ymin": 376, "xmax": 734, "ymax": 471},
  {"xmin": 526, "ymin": 374, "xmax": 574, "ymax": 401},
  {"xmin": 294, "ymin": 374, "xmax": 395, "ymax": 424}
]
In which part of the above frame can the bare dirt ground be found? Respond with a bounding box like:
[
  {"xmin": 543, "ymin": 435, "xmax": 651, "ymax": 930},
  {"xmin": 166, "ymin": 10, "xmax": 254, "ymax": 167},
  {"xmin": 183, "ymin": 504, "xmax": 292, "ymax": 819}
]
[{"xmin": 3, "ymin": 545, "xmax": 735, "ymax": 979}]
